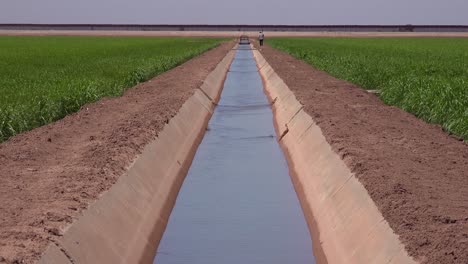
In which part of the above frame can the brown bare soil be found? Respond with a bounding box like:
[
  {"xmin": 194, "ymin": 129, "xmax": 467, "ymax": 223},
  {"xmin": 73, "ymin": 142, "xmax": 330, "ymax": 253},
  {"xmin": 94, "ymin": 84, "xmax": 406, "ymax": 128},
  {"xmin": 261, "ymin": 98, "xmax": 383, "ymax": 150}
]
[
  {"xmin": 1, "ymin": 30, "xmax": 468, "ymax": 38},
  {"xmin": 258, "ymin": 45, "xmax": 468, "ymax": 264},
  {"xmin": 0, "ymin": 41, "xmax": 234, "ymax": 264}
]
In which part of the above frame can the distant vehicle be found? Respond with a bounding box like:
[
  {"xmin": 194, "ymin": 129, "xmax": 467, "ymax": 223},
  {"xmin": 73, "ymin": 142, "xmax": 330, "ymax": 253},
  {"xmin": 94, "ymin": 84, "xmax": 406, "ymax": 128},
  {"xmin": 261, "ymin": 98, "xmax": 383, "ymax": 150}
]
[{"xmin": 239, "ymin": 35, "xmax": 250, "ymax": 45}]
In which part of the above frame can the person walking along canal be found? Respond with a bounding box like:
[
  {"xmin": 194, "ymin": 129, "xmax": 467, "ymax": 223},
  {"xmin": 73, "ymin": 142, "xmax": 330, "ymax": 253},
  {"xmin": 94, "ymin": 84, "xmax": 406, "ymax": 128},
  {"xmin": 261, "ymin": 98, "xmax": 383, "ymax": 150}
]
[{"xmin": 258, "ymin": 31, "xmax": 265, "ymax": 46}]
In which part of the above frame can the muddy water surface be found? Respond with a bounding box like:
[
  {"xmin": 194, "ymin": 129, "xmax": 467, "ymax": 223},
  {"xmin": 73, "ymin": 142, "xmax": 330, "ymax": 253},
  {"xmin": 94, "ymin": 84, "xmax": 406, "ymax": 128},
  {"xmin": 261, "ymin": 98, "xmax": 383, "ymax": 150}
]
[{"xmin": 154, "ymin": 45, "xmax": 315, "ymax": 264}]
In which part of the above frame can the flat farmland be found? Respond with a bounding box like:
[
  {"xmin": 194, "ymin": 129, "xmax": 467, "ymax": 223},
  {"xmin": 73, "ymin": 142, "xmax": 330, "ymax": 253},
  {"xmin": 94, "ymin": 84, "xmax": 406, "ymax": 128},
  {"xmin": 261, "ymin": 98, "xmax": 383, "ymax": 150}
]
[
  {"xmin": 269, "ymin": 38, "xmax": 468, "ymax": 139},
  {"xmin": 0, "ymin": 36, "xmax": 223, "ymax": 141}
]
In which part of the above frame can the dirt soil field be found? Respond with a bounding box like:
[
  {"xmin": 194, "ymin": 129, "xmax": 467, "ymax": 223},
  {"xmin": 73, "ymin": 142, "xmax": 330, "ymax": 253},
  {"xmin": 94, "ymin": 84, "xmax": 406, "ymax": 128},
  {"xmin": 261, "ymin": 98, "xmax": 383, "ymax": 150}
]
[
  {"xmin": 0, "ymin": 41, "xmax": 234, "ymax": 264},
  {"xmin": 1, "ymin": 30, "xmax": 468, "ymax": 38},
  {"xmin": 258, "ymin": 44, "xmax": 468, "ymax": 264}
]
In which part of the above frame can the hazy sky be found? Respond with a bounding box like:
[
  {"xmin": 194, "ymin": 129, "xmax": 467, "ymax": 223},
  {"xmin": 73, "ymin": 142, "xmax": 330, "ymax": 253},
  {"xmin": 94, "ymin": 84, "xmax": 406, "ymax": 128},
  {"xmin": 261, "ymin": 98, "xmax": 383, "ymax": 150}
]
[{"xmin": 1, "ymin": 0, "xmax": 468, "ymax": 25}]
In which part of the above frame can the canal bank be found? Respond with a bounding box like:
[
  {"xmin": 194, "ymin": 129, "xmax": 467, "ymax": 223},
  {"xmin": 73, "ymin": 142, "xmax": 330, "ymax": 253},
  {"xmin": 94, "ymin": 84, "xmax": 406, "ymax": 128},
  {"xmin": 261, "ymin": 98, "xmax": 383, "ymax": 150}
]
[
  {"xmin": 36, "ymin": 43, "xmax": 236, "ymax": 264},
  {"xmin": 253, "ymin": 47, "xmax": 417, "ymax": 264}
]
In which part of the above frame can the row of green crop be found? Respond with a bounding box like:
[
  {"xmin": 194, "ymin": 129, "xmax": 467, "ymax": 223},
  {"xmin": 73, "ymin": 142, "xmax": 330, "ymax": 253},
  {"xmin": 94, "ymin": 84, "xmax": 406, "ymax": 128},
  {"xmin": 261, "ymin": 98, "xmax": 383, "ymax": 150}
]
[
  {"xmin": 269, "ymin": 38, "xmax": 468, "ymax": 139},
  {"xmin": 0, "ymin": 36, "xmax": 224, "ymax": 141}
]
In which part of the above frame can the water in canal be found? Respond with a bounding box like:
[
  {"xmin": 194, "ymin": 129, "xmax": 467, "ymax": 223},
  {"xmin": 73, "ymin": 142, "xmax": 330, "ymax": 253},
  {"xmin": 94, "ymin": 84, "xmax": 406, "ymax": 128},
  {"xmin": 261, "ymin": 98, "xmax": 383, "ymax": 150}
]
[{"xmin": 153, "ymin": 45, "xmax": 315, "ymax": 264}]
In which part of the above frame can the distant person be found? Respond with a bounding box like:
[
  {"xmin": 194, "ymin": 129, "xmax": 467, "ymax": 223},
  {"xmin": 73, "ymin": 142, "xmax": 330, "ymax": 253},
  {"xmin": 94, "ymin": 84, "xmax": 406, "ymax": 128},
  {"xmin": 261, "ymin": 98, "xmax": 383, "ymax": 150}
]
[{"xmin": 258, "ymin": 31, "xmax": 265, "ymax": 46}]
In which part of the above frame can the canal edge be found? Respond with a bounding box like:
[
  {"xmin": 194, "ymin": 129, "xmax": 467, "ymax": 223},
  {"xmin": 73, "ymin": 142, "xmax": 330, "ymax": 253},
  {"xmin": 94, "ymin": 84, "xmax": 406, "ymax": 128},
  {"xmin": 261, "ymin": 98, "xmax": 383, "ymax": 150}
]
[
  {"xmin": 252, "ymin": 45, "xmax": 417, "ymax": 264},
  {"xmin": 37, "ymin": 43, "xmax": 237, "ymax": 264}
]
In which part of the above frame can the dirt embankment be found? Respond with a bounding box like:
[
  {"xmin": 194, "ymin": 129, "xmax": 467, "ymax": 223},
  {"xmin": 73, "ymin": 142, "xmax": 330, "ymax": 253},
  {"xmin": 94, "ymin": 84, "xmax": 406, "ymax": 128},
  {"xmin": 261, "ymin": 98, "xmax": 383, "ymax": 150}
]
[
  {"xmin": 1, "ymin": 30, "xmax": 468, "ymax": 38},
  {"xmin": 258, "ymin": 45, "xmax": 468, "ymax": 264},
  {"xmin": 0, "ymin": 41, "xmax": 234, "ymax": 264}
]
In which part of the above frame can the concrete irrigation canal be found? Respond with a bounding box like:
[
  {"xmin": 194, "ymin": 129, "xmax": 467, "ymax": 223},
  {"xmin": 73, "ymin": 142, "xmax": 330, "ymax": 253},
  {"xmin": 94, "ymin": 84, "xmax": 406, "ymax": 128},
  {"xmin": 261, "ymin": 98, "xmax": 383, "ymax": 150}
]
[
  {"xmin": 36, "ymin": 42, "xmax": 418, "ymax": 264},
  {"xmin": 153, "ymin": 45, "xmax": 315, "ymax": 263}
]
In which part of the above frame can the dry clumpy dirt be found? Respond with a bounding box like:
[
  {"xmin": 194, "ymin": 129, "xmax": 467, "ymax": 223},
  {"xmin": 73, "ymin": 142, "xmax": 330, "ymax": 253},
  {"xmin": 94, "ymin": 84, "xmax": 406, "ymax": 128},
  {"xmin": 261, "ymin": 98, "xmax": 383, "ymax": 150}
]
[
  {"xmin": 0, "ymin": 41, "xmax": 233, "ymax": 264},
  {"xmin": 259, "ymin": 45, "xmax": 468, "ymax": 264}
]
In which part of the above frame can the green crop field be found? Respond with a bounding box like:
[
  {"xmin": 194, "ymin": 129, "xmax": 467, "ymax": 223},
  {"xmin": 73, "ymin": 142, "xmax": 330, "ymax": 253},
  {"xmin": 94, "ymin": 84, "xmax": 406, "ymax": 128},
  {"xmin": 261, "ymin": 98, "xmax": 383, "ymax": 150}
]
[
  {"xmin": 269, "ymin": 38, "xmax": 468, "ymax": 139},
  {"xmin": 0, "ymin": 36, "xmax": 223, "ymax": 141}
]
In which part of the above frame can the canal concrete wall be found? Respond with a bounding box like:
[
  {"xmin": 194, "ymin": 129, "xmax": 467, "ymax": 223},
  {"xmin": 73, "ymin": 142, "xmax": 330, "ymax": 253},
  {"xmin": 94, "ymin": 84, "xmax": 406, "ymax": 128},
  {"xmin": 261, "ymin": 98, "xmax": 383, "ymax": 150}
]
[
  {"xmin": 37, "ymin": 47, "xmax": 236, "ymax": 264},
  {"xmin": 253, "ymin": 49, "xmax": 417, "ymax": 264}
]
